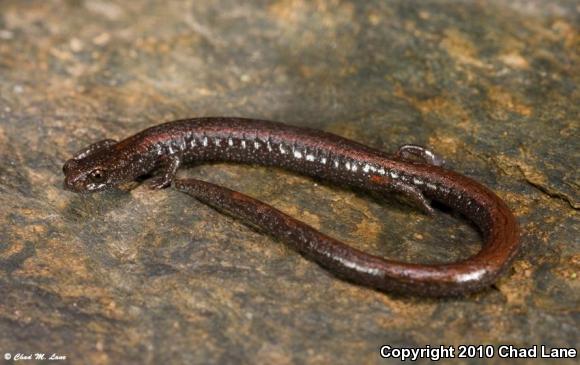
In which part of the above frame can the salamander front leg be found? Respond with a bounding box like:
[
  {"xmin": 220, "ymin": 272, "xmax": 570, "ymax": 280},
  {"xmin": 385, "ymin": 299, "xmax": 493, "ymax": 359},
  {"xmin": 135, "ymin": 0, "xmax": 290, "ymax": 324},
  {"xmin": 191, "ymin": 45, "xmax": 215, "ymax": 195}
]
[
  {"xmin": 395, "ymin": 144, "xmax": 445, "ymax": 166},
  {"xmin": 149, "ymin": 155, "xmax": 182, "ymax": 189}
]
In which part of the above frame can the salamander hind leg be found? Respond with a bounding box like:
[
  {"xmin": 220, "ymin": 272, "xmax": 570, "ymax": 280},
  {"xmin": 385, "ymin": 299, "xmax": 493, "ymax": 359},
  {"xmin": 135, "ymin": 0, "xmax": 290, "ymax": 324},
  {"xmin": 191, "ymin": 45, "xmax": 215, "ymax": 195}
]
[
  {"xmin": 389, "ymin": 180, "xmax": 435, "ymax": 216},
  {"xmin": 372, "ymin": 176, "xmax": 435, "ymax": 216},
  {"xmin": 149, "ymin": 154, "xmax": 182, "ymax": 189},
  {"xmin": 395, "ymin": 144, "xmax": 445, "ymax": 166}
]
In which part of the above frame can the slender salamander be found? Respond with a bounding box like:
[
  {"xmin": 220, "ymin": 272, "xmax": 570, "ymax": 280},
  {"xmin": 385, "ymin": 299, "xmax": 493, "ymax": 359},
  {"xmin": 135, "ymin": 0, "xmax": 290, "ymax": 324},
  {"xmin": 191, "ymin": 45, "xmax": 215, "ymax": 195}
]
[{"xmin": 63, "ymin": 117, "xmax": 520, "ymax": 296}]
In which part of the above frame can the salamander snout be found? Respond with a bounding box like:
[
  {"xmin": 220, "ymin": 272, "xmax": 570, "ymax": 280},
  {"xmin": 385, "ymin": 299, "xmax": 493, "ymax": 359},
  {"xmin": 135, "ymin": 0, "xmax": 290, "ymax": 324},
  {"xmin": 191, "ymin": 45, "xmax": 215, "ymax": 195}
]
[{"xmin": 63, "ymin": 162, "xmax": 111, "ymax": 193}]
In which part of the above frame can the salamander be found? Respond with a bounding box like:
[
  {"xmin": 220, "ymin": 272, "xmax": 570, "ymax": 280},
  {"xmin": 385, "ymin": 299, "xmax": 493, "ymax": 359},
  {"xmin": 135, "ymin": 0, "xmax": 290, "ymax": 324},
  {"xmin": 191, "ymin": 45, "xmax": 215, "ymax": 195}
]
[{"xmin": 63, "ymin": 117, "xmax": 520, "ymax": 296}]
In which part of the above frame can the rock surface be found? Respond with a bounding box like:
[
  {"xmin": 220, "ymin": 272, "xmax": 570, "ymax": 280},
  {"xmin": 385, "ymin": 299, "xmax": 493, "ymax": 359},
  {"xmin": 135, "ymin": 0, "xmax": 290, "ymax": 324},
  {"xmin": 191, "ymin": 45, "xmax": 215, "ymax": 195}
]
[{"xmin": 0, "ymin": 1, "xmax": 577, "ymax": 364}]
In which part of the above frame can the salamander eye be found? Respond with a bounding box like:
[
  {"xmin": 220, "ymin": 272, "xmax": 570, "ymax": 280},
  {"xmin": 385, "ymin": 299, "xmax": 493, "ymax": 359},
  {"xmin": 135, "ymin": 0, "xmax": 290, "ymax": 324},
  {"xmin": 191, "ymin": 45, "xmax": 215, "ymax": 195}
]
[{"xmin": 89, "ymin": 169, "xmax": 107, "ymax": 183}]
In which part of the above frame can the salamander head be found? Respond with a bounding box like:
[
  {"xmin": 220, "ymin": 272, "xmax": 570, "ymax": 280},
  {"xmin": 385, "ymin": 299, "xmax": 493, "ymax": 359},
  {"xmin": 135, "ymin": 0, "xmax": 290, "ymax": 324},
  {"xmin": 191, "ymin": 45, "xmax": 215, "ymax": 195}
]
[
  {"xmin": 63, "ymin": 158, "xmax": 112, "ymax": 193},
  {"xmin": 63, "ymin": 138, "xmax": 136, "ymax": 193}
]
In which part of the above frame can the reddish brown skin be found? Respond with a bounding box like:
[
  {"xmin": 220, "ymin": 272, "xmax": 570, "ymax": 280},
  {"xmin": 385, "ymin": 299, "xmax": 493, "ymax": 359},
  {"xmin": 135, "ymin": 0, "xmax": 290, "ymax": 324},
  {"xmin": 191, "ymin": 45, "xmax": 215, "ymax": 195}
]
[{"xmin": 63, "ymin": 117, "xmax": 520, "ymax": 296}]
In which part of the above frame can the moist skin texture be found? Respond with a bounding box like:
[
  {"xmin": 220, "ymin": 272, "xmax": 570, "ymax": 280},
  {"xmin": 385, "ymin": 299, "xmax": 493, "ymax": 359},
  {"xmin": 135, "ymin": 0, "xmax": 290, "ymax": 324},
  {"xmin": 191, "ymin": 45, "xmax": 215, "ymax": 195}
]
[{"xmin": 63, "ymin": 117, "xmax": 520, "ymax": 296}]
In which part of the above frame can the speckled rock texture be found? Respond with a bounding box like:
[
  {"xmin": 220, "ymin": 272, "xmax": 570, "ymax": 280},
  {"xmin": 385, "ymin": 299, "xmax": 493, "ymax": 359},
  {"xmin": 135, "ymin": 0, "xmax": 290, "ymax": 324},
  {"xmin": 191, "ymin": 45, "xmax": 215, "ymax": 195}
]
[{"xmin": 0, "ymin": 1, "xmax": 578, "ymax": 364}]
